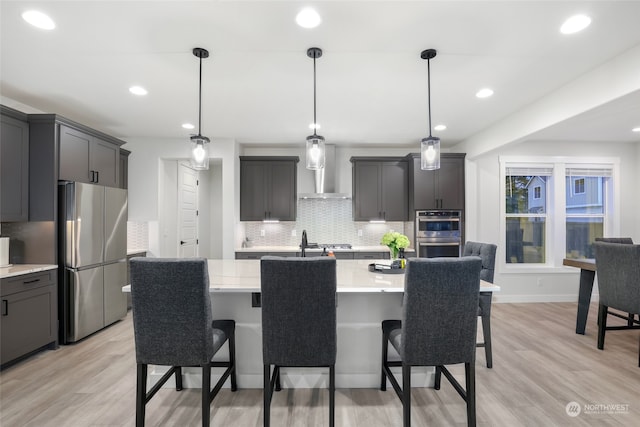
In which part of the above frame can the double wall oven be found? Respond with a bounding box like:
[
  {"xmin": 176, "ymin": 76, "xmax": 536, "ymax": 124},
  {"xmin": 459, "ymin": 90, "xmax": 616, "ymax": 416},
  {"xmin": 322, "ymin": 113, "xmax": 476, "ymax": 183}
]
[{"xmin": 415, "ymin": 210, "xmax": 462, "ymax": 258}]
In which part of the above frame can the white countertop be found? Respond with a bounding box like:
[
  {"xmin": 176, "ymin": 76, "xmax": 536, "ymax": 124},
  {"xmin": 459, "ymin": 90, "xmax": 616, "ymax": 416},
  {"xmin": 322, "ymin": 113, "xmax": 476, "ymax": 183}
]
[
  {"xmin": 127, "ymin": 248, "xmax": 148, "ymax": 256},
  {"xmin": 0, "ymin": 264, "xmax": 58, "ymax": 279},
  {"xmin": 236, "ymin": 245, "xmax": 415, "ymax": 253},
  {"xmin": 122, "ymin": 259, "xmax": 499, "ymax": 293}
]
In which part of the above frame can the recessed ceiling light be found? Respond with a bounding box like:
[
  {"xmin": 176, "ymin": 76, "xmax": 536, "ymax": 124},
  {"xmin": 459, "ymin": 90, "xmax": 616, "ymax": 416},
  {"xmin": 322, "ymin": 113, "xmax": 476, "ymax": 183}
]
[
  {"xmin": 129, "ymin": 86, "xmax": 148, "ymax": 96},
  {"xmin": 560, "ymin": 14, "xmax": 591, "ymax": 34},
  {"xmin": 632, "ymin": 127, "xmax": 640, "ymax": 133},
  {"xmin": 476, "ymin": 88, "xmax": 494, "ymax": 99},
  {"xmin": 434, "ymin": 124, "xmax": 447, "ymax": 131},
  {"xmin": 182, "ymin": 123, "xmax": 195, "ymax": 130},
  {"xmin": 309, "ymin": 123, "xmax": 320, "ymax": 130},
  {"xmin": 296, "ymin": 8, "xmax": 321, "ymax": 28},
  {"xmin": 22, "ymin": 10, "xmax": 55, "ymax": 30}
]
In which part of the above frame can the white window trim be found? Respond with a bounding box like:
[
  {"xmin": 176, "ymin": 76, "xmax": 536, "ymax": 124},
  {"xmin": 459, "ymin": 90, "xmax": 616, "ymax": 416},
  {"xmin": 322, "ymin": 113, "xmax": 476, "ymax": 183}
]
[{"xmin": 499, "ymin": 156, "xmax": 620, "ymax": 272}]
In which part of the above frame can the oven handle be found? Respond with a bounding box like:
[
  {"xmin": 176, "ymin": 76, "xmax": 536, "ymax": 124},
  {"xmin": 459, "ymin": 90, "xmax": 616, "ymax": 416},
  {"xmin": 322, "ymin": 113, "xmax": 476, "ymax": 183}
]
[
  {"xmin": 418, "ymin": 242, "xmax": 461, "ymax": 247},
  {"xmin": 417, "ymin": 217, "xmax": 460, "ymax": 222}
]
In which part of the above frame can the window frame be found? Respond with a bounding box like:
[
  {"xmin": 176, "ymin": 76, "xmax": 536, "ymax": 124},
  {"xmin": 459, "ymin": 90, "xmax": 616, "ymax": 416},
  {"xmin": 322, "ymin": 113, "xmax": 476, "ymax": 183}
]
[{"xmin": 499, "ymin": 156, "xmax": 620, "ymax": 272}]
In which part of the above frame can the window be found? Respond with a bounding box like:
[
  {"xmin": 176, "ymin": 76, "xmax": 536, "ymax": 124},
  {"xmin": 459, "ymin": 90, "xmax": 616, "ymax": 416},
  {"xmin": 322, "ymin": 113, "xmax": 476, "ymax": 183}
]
[
  {"xmin": 501, "ymin": 158, "xmax": 616, "ymax": 267},
  {"xmin": 565, "ymin": 167, "xmax": 611, "ymax": 259},
  {"xmin": 504, "ymin": 166, "xmax": 551, "ymax": 264}
]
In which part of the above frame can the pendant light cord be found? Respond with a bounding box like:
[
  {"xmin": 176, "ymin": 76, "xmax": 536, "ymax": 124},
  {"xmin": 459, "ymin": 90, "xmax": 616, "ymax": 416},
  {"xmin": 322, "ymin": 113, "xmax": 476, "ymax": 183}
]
[
  {"xmin": 198, "ymin": 54, "xmax": 203, "ymax": 137},
  {"xmin": 313, "ymin": 55, "xmax": 317, "ymax": 137},
  {"xmin": 427, "ymin": 58, "xmax": 432, "ymax": 138}
]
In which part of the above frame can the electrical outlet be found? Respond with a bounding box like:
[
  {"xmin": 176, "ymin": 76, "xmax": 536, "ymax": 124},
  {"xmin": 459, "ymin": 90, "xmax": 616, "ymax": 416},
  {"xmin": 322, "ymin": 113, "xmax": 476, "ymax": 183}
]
[
  {"xmin": 358, "ymin": 229, "xmax": 363, "ymax": 237},
  {"xmin": 291, "ymin": 229, "xmax": 297, "ymax": 237},
  {"xmin": 260, "ymin": 229, "xmax": 265, "ymax": 237},
  {"xmin": 537, "ymin": 278, "xmax": 543, "ymax": 287}
]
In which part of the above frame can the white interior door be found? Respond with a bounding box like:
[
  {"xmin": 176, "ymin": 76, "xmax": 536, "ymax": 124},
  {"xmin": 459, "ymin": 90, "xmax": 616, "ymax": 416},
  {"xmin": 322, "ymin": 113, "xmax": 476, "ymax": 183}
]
[{"xmin": 178, "ymin": 163, "xmax": 199, "ymax": 257}]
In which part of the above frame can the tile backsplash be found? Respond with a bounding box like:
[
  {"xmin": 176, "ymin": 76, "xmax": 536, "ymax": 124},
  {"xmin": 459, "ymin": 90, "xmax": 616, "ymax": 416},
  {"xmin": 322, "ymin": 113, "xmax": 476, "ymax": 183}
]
[
  {"xmin": 243, "ymin": 199, "xmax": 414, "ymax": 247},
  {"xmin": 127, "ymin": 221, "xmax": 149, "ymax": 250}
]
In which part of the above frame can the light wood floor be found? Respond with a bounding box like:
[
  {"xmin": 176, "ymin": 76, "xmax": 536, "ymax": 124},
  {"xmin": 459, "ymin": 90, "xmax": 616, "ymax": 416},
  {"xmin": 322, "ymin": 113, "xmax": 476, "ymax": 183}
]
[{"xmin": 1, "ymin": 302, "xmax": 639, "ymax": 426}]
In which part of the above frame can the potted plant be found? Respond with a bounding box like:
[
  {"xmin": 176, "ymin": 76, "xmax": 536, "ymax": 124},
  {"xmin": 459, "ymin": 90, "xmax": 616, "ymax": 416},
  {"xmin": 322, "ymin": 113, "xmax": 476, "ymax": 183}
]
[{"xmin": 381, "ymin": 232, "xmax": 410, "ymax": 260}]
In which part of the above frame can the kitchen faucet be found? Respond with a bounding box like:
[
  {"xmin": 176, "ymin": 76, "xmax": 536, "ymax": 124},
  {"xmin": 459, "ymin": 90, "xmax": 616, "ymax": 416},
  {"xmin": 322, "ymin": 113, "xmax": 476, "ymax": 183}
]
[{"xmin": 301, "ymin": 230, "xmax": 308, "ymax": 257}]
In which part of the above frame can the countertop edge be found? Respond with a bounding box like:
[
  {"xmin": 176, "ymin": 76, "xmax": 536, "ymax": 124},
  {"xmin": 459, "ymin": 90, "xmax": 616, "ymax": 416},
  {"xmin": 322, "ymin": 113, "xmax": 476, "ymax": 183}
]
[{"xmin": 0, "ymin": 264, "xmax": 58, "ymax": 279}]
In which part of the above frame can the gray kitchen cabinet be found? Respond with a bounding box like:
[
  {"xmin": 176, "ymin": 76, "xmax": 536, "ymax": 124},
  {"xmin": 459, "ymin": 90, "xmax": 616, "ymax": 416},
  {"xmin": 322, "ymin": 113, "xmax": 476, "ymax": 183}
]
[
  {"xmin": 59, "ymin": 125, "xmax": 119, "ymax": 187},
  {"xmin": 0, "ymin": 107, "xmax": 29, "ymax": 222},
  {"xmin": 236, "ymin": 251, "xmax": 298, "ymax": 259},
  {"xmin": 407, "ymin": 153, "xmax": 466, "ymax": 211},
  {"xmin": 351, "ymin": 157, "xmax": 408, "ymax": 221},
  {"xmin": 1, "ymin": 270, "xmax": 57, "ymax": 367},
  {"xmin": 119, "ymin": 149, "xmax": 130, "ymax": 189},
  {"xmin": 354, "ymin": 251, "xmax": 389, "ymax": 260},
  {"xmin": 240, "ymin": 156, "xmax": 299, "ymax": 221},
  {"xmin": 28, "ymin": 114, "xmax": 126, "ymax": 220}
]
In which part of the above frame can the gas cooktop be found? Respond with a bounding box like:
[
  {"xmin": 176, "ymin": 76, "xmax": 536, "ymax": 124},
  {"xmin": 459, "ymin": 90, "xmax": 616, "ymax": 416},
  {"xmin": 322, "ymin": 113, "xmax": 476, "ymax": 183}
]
[{"xmin": 318, "ymin": 243, "xmax": 353, "ymax": 249}]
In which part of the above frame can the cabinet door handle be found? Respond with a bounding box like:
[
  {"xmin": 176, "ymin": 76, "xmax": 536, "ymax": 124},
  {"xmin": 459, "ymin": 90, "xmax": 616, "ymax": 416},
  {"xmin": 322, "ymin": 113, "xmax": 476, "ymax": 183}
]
[
  {"xmin": 180, "ymin": 240, "xmax": 186, "ymax": 245},
  {"xmin": 23, "ymin": 278, "xmax": 41, "ymax": 285},
  {"xmin": 95, "ymin": 171, "xmax": 99, "ymax": 183},
  {"xmin": 2, "ymin": 300, "xmax": 7, "ymax": 316},
  {"xmin": 90, "ymin": 171, "xmax": 95, "ymax": 182}
]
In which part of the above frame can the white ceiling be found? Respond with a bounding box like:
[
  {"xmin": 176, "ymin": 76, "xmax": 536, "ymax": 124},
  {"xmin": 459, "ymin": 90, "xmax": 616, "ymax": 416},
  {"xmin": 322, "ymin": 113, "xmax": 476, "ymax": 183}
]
[{"xmin": 2, "ymin": 0, "xmax": 640, "ymax": 149}]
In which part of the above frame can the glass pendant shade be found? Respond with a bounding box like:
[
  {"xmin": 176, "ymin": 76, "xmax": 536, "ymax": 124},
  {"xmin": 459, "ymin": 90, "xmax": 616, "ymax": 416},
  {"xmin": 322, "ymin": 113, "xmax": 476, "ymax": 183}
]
[
  {"xmin": 306, "ymin": 135, "xmax": 326, "ymax": 170},
  {"xmin": 421, "ymin": 136, "xmax": 440, "ymax": 170},
  {"xmin": 190, "ymin": 135, "xmax": 210, "ymax": 170},
  {"xmin": 188, "ymin": 47, "xmax": 210, "ymax": 171}
]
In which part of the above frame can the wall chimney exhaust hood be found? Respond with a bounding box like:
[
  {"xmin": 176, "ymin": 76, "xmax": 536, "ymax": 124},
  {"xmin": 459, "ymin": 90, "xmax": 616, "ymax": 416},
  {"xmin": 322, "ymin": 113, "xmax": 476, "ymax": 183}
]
[{"xmin": 298, "ymin": 145, "xmax": 351, "ymax": 199}]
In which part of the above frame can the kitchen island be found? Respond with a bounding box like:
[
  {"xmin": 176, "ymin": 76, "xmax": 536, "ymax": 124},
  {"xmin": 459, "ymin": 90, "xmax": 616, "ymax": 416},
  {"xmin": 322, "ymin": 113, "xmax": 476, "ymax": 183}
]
[{"xmin": 123, "ymin": 258, "xmax": 499, "ymax": 389}]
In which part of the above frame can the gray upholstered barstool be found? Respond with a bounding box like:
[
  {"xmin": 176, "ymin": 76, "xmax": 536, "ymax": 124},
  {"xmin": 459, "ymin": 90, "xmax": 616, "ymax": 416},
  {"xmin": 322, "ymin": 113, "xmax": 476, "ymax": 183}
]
[
  {"xmin": 381, "ymin": 257, "xmax": 482, "ymax": 427},
  {"xmin": 129, "ymin": 257, "xmax": 236, "ymax": 427},
  {"xmin": 462, "ymin": 241, "xmax": 497, "ymax": 368},
  {"xmin": 260, "ymin": 256, "xmax": 337, "ymax": 427}
]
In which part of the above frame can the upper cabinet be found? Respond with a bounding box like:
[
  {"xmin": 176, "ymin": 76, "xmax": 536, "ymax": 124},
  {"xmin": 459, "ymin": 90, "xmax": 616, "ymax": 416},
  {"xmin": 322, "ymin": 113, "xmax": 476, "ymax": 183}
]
[
  {"xmin": 119, "ymin": 149, "xmax": 130, "ymax": 190},
  {"xmin": 407, "ymin": 153, "xmax": 466, "ymax": 212},
  {"xmin": 59, "ymin": 125, "xmax": 119, "ymax": 187},
  {"xmin": 28, "ymin": 114, "xmax": 126, "ymax": 221},
  {"xmin": 240, "ymin": 156, "xmax": 299, "ymax": 221},
  {"xmin": 0, "ymin": 107, "xmax": 29, "ymax": 222},
  {"xmin": 351, "ymin": 157, "xmax": 409, "ymax": 221}
]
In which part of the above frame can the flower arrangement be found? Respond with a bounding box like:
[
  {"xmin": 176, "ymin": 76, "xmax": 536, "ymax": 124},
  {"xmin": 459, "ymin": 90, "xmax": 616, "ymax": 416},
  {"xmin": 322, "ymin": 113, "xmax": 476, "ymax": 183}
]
[{"xmin": 381, "ymin": 232, "xmax": 410, "ymax": 259}]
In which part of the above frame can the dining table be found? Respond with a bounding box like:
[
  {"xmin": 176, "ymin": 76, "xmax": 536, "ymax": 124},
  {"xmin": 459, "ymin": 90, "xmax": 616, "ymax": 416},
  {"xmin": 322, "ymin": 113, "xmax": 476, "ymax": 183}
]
[{"xmin": 562, "ymin": 258, "xmax": 596, "ymax": 334}]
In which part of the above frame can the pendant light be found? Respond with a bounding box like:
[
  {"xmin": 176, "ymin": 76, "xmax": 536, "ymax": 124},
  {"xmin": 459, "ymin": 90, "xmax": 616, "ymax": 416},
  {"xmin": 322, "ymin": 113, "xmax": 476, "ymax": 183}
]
[
  {"xmin": 306, "ymin": 47, "xmax": 325, "ymax": 170},
  {"xmin": 190, "ymin": 47, "xmax": 210, "ymax": 170},
  {"xmin": 420, "ymin": 49, "xmax": 440, "ymax": 170}
]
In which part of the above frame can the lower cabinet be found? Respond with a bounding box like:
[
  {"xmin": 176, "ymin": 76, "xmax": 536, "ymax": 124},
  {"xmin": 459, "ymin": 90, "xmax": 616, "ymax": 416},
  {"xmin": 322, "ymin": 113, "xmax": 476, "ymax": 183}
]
[
  {"xmin": 1, "ymin": 270, "xmax": 57, "ymax": 367},
  {"xmin": 236, "ymin": 251, "xmax": 389, "ymax": 259},
  {"xmin": 354, "ymin": 251, "xmax": 389, "ymax": 260},
  {"xmin": 236, "ymin": 252, "xmax": 298, "ymax": 259}
]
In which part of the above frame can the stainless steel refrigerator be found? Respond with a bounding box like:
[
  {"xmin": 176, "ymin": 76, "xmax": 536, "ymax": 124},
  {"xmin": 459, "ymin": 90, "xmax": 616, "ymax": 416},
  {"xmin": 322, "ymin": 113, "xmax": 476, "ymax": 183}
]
[{"xmin": 58, "ymin": 182, "xmax": 128, "ymax": 343}]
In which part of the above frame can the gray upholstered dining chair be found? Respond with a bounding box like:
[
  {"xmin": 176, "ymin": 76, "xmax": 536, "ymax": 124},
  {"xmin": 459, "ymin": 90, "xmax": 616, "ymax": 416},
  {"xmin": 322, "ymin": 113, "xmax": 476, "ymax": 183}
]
[
  {"xmin": 593, "ymin": 242, "xmax": 640, "ymax": 366},
  {"xmin": 463, "ymin": 241, "xmax": 497, "ymax": 368},
  {"xmin": 260, "ymin": 256, "xmax": 337, "ymax": 427},
  {"xmin": 381, "ymin": 256, "xmax": 482, "ymax": 427},
  {"xmin": 595, "ymin": 237, "xmax": 636, "ymax": 326},
  {"xmin": 129, "ymin": 258, "xmax": 237, "ymax": 427}
]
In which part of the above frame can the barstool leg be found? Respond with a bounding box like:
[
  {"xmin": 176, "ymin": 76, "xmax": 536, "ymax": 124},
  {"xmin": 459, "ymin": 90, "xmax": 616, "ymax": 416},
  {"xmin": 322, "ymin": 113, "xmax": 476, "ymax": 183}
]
[
  {"xmin": 329, "ymin": 365, "xmax": 335, "ymax": 427},
  {"xmin": 465, "ymin": 362, "xmax": 476, "ymax": 427},
  {"xmin": 402, "ymin": 364, "xmax": 411, "ymax": 427},
  {"xmin": 136, "ymin": 363, "xmax": 147, "ymax": 427},
  {"xmin": 263, "ymin": 364, "xmax": 271, "ymax": 427},
  {"xmin": 202, "ymin": 364, "xmax": 211, "ymax": 427},
  {"xmin": 481, "ymin": 314, "xmax": 493, "ymax": 368}
]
